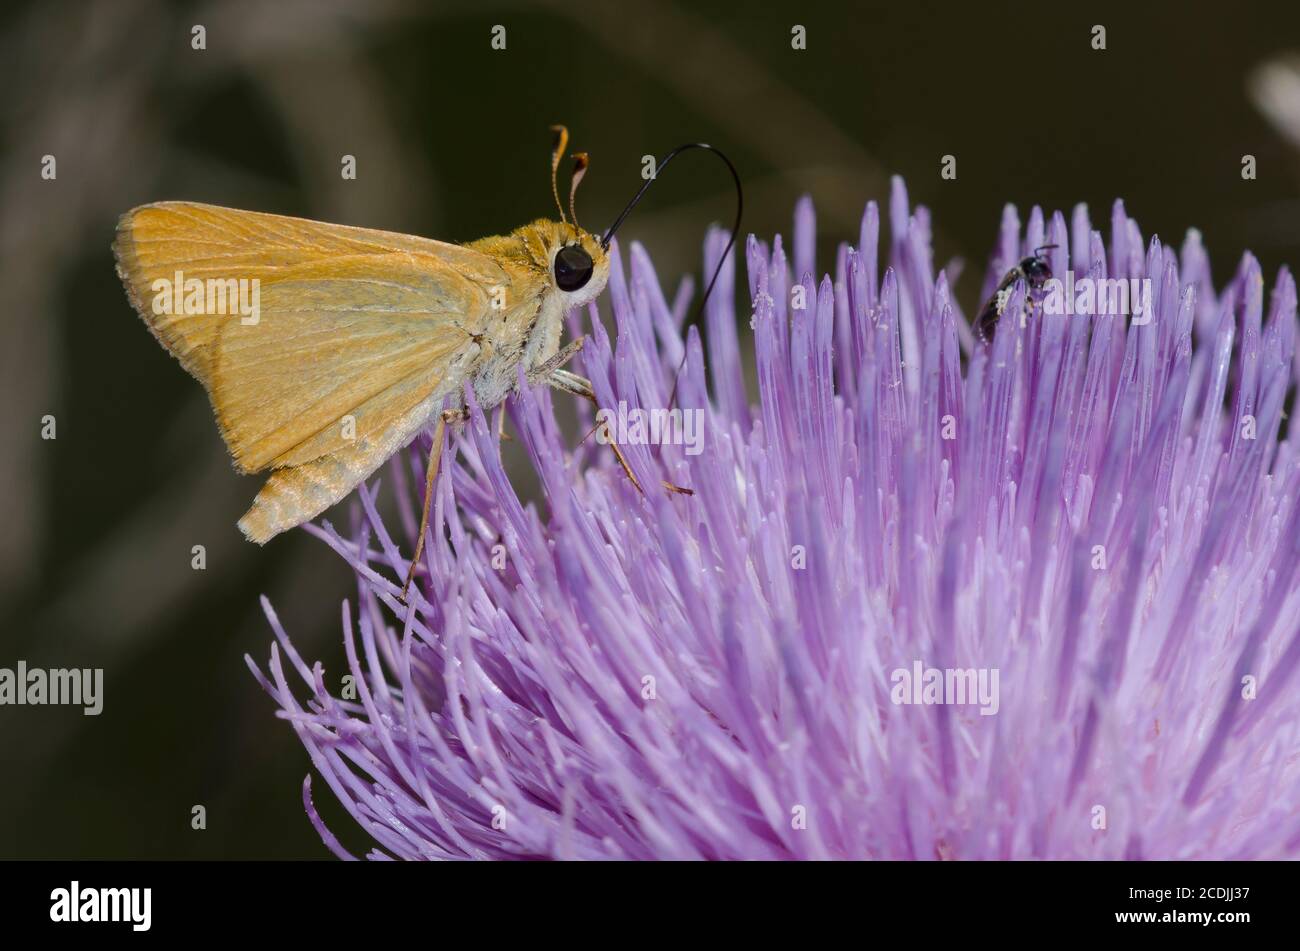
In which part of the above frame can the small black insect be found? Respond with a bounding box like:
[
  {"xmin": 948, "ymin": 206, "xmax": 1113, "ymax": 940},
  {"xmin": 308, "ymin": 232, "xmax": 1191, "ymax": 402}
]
[{"xmin": 973, "ymin": 245, "xmax": 1057, "ymax": 345}]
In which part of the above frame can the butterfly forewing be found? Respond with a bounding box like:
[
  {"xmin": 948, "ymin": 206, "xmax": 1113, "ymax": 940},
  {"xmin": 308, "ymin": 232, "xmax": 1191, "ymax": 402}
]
[
  {"xmin": 209, "ymin": 262, "xmax": 480, "ymax": 471},
  {"xmin": 113, "ymin": 201, "xmax": 542, "ymax": 542},
  {"xmin": 113, "ymin": 201, "xmax": 508, "ymax": 472}
]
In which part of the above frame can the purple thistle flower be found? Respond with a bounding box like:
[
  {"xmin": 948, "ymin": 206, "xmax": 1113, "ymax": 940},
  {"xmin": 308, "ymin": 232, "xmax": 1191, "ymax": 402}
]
[{"xmin": 250, "ymin": 178, "xmax": 1300, "ymax": 860}]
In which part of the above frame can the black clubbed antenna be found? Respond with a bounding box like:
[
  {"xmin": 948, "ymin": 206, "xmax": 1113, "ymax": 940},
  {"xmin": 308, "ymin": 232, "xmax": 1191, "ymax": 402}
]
[
  {"xmin": 601, "ymin": 142, "xmax": 743, "ymax": 405},
  {"xmin": 602, "ymin": 143, "xmax": 742, "ymax": 310}
]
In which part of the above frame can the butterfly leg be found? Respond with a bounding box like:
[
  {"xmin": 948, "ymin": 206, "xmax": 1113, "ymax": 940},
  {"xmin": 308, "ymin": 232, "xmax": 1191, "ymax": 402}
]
[
  {"xmin": 401, "ymin": 407, "xmax": 466, "ymax": 603},
  {"xmin": 495, "ymin": 402, "xmax": 511, "ymax": 443},
  {"xmin": 545, "ymin": 369, "xmax": 693, "ymax": 496},
  {"xmin": 527, "ymin": 336, "xmax": 586, "ymax": 385}
]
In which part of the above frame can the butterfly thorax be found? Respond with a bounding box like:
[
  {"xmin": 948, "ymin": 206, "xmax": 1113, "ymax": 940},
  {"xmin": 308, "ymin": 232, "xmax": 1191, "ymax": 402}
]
[{"xmin": 459, "ymin": 220, "xmax": 609, "ymax": 409}]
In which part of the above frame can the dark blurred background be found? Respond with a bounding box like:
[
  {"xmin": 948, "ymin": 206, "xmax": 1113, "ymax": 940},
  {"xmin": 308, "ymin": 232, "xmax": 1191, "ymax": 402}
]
[{"xmin": 3, "ymin": 0, "xmax": 1300, "ymax": 859}]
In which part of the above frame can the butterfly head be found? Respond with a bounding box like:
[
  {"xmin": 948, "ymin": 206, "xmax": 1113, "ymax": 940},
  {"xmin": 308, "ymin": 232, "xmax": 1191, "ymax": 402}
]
[
  {"xmin": 540, "ymin": 221, "xmax": 609, "ymax": 306},
  {"xmin": 532, "ymin": 126, "xmax": 610, "ymax": 306}
]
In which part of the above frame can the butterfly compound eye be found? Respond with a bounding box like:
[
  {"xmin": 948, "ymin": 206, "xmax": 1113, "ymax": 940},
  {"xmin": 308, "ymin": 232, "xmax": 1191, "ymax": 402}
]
[{"xmin": 554, "ymin": 244, "xmax": 594, "ymax": 292}]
